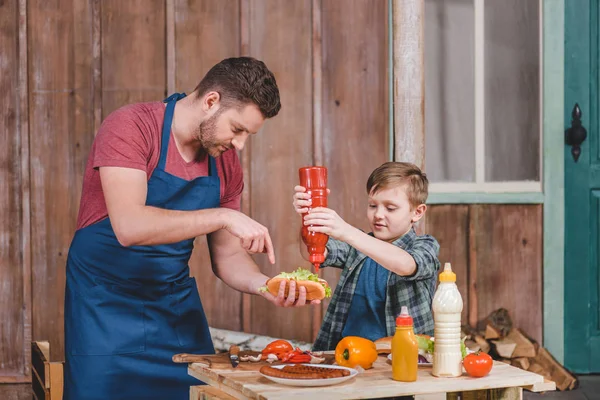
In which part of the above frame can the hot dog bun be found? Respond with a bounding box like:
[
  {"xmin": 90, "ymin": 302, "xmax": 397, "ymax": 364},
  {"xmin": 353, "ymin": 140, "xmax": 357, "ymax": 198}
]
[
  {"xmin": 266, "ymin": 277, "xmax": 329, "ymax": 301},
  {"xmin": 375, "ymin": 334, "xmax": 433, "ymax": 354},
  {"xmin": 261, "ymin": 268, "xmax": 332, "ymax": 301},
  {"xmin": 374, "ymin": 336, "xmax": 392, "ymax": 354}
]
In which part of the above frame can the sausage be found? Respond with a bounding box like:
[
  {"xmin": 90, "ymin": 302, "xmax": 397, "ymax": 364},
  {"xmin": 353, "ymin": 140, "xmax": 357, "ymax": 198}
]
[
  {"xmin": 282, "ymin": 365, "xmax": 350, "ymax": 378},
  {"xmin": 259, "ymin": 365, "xmax": 351, "ymax": 380},
  {"xmin": 283, "ymin": 365, "xmax": 351, "ymax": 375},
  {"xmin": 260, "ymin": 365, "xmax": 323, "ymax": 379}
]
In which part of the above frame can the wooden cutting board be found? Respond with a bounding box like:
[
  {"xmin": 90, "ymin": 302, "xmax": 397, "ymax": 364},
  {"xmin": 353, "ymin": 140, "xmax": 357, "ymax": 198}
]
[{"xmin": 172, "ymin": 351, "xmax": 335, "ymax": 371}]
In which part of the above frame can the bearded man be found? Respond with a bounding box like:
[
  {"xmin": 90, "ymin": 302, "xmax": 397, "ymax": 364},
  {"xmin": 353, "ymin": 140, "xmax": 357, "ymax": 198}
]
[{"xmin": 63, "ymin": 57, "xmax": 315, "ymax": 400}]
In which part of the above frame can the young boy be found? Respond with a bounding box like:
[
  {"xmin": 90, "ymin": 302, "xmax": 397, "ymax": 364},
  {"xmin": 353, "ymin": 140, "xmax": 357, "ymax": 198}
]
[{"xmin": 293, "ymin": 161, "xmax": 440, "ymax": 351}]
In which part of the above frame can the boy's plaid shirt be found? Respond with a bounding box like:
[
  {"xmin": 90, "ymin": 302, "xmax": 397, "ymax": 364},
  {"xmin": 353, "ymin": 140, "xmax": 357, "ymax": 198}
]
[{"xmin": 312, "ymin": 228, "xmax": 441, "ymax": 351}]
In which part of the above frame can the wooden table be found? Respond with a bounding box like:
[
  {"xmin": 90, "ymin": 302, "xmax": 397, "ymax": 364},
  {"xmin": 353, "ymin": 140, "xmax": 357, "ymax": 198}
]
[{"xmin": 187, "ymin": 354, "xmax": 555, "ymax": 400}]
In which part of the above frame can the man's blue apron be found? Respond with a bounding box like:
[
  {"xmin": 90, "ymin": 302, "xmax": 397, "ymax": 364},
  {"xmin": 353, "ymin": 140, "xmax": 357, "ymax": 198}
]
[{"xmin": 64, "ymin": 93, "xmax": 218, "ymax": 399}]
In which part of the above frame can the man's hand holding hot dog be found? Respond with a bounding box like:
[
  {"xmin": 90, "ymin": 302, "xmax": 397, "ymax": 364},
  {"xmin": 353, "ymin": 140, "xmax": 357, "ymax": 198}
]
[{"xmin": 259, "ymin": 279, "xmax": 321, "ymax": 307}]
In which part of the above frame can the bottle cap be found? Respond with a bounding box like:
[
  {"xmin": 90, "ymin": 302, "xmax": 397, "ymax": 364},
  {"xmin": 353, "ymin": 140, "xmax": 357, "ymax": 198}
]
[
  {"xmin": 395, "ymin": 306, "xmax": 413, "ymax": 326},
  {"xmin": 439, "ymin": 262, "xmax": 456, "ymax": 283}
]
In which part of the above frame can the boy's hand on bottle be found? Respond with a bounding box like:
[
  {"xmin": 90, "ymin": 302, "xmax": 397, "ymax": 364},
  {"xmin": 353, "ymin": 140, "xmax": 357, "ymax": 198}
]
[
  {"xmin": 293, "ymin": 185, "xmax": 311, "ymax": 214},
  {"xmin": 303, "ymin": 207, "xmax": 353, "ymax": 241},
  {"xmin": 292, "ymin": 185, "xmax": 331, "ymax": 214}
]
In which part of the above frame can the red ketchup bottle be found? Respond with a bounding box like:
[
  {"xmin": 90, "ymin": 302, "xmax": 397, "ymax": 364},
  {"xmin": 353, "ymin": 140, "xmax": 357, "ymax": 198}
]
[{"xmin": 298, "ymin": 166, "xmax": 329, "ymax": 272}]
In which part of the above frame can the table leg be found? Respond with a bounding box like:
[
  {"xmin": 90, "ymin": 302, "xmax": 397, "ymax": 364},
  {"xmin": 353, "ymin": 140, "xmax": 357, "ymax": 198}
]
[
  {"xmin": 446, "ymin": 387, "xmax": 522, "ymax": 400},
  {"xmin": 457, "ymin": 391, "xmax": 487, "ymax": 400},
  {"xmin": 190, "ymin": 385, "xmax": 238, "ymax": 400},
  {"xmin": 487, "ymin": 387, "xmax": 522, "ymax": 400}
]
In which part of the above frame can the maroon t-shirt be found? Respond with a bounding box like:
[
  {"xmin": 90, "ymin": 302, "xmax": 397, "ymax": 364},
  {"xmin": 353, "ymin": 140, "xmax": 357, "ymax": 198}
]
[{"xmin": 76, "ymin": 101, "xmax": 243, "ymax": 230}]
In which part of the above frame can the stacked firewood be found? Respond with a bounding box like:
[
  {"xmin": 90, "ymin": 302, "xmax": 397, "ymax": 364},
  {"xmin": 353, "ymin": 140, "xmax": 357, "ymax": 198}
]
[{"xmin": 461, "ymin": 308, "xmax": 578, "ymax": 391}]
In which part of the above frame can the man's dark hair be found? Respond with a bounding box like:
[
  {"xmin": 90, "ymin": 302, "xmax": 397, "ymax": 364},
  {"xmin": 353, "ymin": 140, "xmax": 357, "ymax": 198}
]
[{"xmin": 194, "ymin": 57, "xmax": 281, "ymax": 118}]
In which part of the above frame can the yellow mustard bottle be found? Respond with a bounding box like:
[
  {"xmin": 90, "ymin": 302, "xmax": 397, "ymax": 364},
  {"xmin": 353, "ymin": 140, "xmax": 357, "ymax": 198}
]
[{"xmin": 391, "ymin": 306, "xmax": 419, "ymax": 382}]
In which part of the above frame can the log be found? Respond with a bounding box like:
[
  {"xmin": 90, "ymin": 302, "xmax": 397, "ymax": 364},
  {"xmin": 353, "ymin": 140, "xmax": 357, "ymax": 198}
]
[
  {"xmin": 506, "ymin": 329, "xmax": 536, "ymax": 358},
  {"xmin": 511, "ymin": 357, "xmax": 530, "ymax": 371},
  {"xmin": 485, "ymin": 325, "xmax": 501, "ymax": 340},
  {"xmin": 528, "ymin": 362, "xmax": 545, "ymax": 375},
  {"xmin": 533, "ymin": 347, "xmax": 578, "ymax": 391},
  {"xmin": 484, "ymin": 308, "xmax": 512, "ymax": 338},
  {"xmin": 490, "ymin": 339, "xmax": 516, "ymax": 359},
  {"xmin": 473, "ymin": 335, "xmax": 490, "ymax": 354},
  {"xmin": 464, "ymin": 339, "xmax": 480, "ymax": 353}
]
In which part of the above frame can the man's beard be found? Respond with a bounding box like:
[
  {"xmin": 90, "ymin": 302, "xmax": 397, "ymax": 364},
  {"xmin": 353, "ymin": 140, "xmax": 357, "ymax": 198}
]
[{"xmin": 195, "ymin": 112, "xmax": 226, "ymax": 158}]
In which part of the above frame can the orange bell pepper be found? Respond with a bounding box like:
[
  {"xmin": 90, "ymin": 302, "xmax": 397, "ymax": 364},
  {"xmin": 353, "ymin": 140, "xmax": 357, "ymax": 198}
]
[{"xmin": 335, "ymin": 336, "xmax": 378, "ymax": 369}]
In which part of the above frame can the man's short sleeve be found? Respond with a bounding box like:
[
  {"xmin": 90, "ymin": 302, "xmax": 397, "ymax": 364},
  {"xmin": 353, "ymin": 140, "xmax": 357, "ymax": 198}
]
[
  {"xmin": 93, "ymin": 105, "xmax": 155, "ymax": 172},
  {"xmin": 218, "ymin": 150, "xmax": 244, "ymax": 211},
  {"xmin": 402, "ymin": 234, "xmax": 441, "ymax": 281}
]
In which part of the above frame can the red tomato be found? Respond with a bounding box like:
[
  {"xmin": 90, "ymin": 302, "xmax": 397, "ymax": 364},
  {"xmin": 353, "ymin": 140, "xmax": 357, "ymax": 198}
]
[{"xmin": 463, "ymin": 351, "xmax": 493, "ymax": 377}]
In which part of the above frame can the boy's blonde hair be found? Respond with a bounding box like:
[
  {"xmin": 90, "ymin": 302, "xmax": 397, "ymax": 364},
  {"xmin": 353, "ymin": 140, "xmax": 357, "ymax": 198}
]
[{"xmin": 366, "ymin": 162, "xmax": 429, "ymax": 209}]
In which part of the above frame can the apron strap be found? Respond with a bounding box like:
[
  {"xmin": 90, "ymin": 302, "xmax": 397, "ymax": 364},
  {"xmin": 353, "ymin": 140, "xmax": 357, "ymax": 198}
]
[
  {"xmin": 208, "ymin": 154, "xmax": 217, "ymax": 177},
  {"xmin": 158, "ymin": 92, "xmax": 187, "ymax": 170},
  {"xmin": 160, "ymin": 92, "xmax": 218, "ymax": 178}
]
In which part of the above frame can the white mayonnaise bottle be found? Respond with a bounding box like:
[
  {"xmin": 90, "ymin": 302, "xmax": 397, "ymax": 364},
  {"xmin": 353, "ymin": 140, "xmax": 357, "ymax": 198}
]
[{"xmin": 431, "ymin": 262, "xmax": 464, "ymax": 377}]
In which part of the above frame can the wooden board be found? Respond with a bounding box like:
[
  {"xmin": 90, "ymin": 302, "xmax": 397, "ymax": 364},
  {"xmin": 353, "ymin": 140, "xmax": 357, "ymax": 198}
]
[
  {"xmin": 101, "ymin": 0, "xmax": 166, "ymax": 117},
  {"xmin": 188, "ymin": 355, "xmax": 545, "ymax": 400},
  {"xmin": 31, "ymin": 341, "xmax": 64, "ymax": 400},
  {"xmin": 72, "ymin": 0, "xmax": 97, "ymax": 215},
  {"xmin": 175, "ymin": 351, "xmax": 335, "ymax": 371},
  {"xmin": 474, "ymin": 205, "xmax": 543, "ymax": 343},
  {"xmin": 424, "ymin": 205, "xmax": 470, "ymax": 324},
  {"xmin": 172, "ymin": 0, "xmax": 242, "ymax": 333},
  {"xmin": 320, "ymin": 0, "xmax": 389, "ymax": 326},
  {"xmin": 0, "ymin": 0, "xmax": 28, "ymax": 383},
  {"xmin": 29, "ymin": 0, "xmax": 87, "ymax": 362},
  {"xmin": 172, "ymin": 0, "xmax": 240, "ymax": 92},
  {"xmin": 0, "ymin": 384, "xmax": 31, "ymax": 400},
  {"xmin": 425, "ymin": 205, "xmax": 543, "ymax": 344},
  {"xmin": 246, "ymin": 0, "xmax": 315, "ymax": 342}
]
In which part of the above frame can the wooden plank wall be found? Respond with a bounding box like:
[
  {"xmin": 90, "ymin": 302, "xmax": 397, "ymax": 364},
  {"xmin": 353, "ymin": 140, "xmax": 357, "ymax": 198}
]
[
  {"xmin": 172, "ymin": 0, "xmax": 244, "ymax": 333},
  {"xmin": 0, "ymin": 0, "xmax": 29, "ymax": 386},
  {"xmin": 0, "ymin": 0, "xmax": 543, "ymax": 396},
  {"xmin": 247, "ymin": 0, "xmax": 317, "ymax": 340},
  {"xmin": 424, "ymin": 205, "xmax": 543, "ymax": 343}
]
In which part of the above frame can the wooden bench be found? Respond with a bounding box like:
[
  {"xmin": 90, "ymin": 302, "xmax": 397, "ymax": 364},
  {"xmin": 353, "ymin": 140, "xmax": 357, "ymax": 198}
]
[{"xmin": 31, "ymin": 341, "xmax": 64, "ymax": 400}]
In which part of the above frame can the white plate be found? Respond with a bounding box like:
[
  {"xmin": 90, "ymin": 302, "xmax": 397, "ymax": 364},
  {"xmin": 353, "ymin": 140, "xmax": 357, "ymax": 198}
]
[
  {"xmin": 386, "ymin": 353, "xmax": 432, "ymax": 366},
  {"xmin": 259, "ymin": 364, "xmax": 358, "ymax": 387}
]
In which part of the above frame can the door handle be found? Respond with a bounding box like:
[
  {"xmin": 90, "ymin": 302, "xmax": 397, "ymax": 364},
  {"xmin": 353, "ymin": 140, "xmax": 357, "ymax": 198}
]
[{"xmin": 565, "ymin": 103, "xmax": 587, "ymax": 162}]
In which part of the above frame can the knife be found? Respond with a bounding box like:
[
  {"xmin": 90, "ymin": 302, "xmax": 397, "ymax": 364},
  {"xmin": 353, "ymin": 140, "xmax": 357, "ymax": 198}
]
[{"xmin": 229, "ymin": 345, "xmax": 240, "ymax": 368}]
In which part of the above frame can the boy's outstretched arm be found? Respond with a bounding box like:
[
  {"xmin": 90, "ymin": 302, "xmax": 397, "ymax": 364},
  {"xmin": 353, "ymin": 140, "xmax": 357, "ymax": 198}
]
[{"xmin": 303, "ymin": 207, "xmax": 435, "ymax": 277}]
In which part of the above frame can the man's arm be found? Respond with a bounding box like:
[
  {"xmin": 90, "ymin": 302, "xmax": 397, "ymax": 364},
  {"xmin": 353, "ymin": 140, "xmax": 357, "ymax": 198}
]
[
  {"xmin": 100, "ymin": 167, "xmax": 274, "ymax": 264},
  {"xmin": 207, "ymin": 228, "xmax": 321, "ymax": 307},
  {"xmin": 207, "ymin": 229, "xmax": 268, "ymax": 294}
]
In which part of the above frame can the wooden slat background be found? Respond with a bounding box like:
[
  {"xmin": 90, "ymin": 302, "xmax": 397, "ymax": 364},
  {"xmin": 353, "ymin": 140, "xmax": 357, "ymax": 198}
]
[
  {"xmin": 0, "ymin": 0, "xmax": 27, "ymax": 383},
  {"xmin": 320, "ymin": 0, "xmax": 391, "ymax": 327},
  {"xmin": 0, "ymin": 0, "xmax": 543, "ymax": 394},
  {"xmin": 424, "ymin": 205, "xmax": 543, "ymax": 342},
  {"xmin": 247, "ymin": 0, "xmax": 316, "ymax": 340}
]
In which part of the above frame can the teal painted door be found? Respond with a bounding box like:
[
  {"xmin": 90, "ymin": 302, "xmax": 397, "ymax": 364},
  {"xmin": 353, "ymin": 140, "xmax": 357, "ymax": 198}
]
[{"xmin": 564, "ymin": 0, "xmax": 600, "ymax": 374}]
